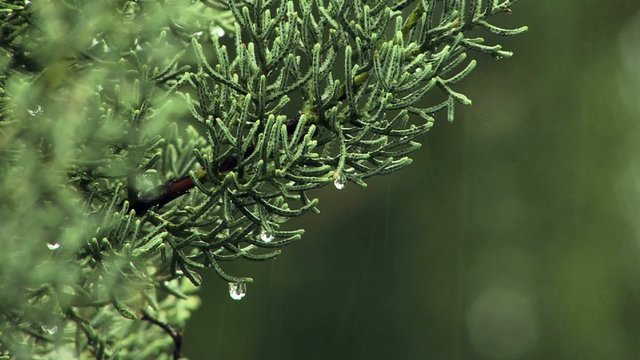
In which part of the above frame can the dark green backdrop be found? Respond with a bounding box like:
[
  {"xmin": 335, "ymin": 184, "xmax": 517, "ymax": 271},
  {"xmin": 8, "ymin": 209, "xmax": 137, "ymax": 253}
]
[{"xmin": 185, "ymin": 1, "xmax": 640, "ymax": 359}]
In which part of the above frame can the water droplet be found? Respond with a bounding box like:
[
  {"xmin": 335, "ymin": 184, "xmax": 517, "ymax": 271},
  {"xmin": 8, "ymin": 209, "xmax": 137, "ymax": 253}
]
[
  {"xmin": 42, "ymin": 324, "xmax": 58, "ymax": 335},
  {"xmin": 333, "ymin": 172, "xmax": 346, "ymax": 190},
  {"xmin": 229, "ymin": 282, "xmax": 246, "ymax": 300},
  {"xmin": 28, "ymin": 105, "xmax": 43, "ymax": 117},
  {"xmin": 213, "ymin": 26, "xmax": 225, "ymax": 37},
  {"xmin": 415, "ymin": 67, "xmax": 422, "ymax": 73},
  {"xmin": 47, "ymin": 241, "xmax": 61, "ymax": 250},
  {"xmin": 259, "ymin": 229, "xmax": 274, "ymax": 243}
]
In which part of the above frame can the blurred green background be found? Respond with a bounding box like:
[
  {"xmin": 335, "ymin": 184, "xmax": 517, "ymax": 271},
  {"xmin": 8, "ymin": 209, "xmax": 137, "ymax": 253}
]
[{"xmin": 185, "ymin": 1, "xmax": 640, "ymax": 359}]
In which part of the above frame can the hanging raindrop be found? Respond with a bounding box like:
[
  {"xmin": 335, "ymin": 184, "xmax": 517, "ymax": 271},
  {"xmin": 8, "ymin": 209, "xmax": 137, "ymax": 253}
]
[
  {"xmin": 212, "ymin": 26, "xmax": 225, "ymax": 37},
  {"xmin": 333, "ymin": 172, "xmax": 346, "ymax": 190},
  {"xmin": 229, "ymin": 282, "xmax": 247, "ymax": 300},
  {"xmin": 259, "ymin": 229, "xmax": 274, "ymax": 243},
  {"xmin": 42, "ymin": 324, "xmax": 58, "ymax": 335},
  {"xmin": 47, "ymin": 241, "xmax": 61, "ymax": 251}
]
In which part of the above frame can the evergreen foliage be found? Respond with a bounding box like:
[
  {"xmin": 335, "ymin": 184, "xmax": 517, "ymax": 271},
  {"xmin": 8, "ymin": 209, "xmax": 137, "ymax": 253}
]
[{"xmin": 0, "ymin": 0, "xmax": 525, "ymax": 358}]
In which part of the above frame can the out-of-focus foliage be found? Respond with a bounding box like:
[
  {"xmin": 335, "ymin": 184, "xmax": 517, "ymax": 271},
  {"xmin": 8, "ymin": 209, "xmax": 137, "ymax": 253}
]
[
  {"xmin": 0, "ymin": 0, "xmax": 524, "ymax": 358},
  {"xmin": 0, "ymin": 1, "xmax": 221, "ymax": 358}
]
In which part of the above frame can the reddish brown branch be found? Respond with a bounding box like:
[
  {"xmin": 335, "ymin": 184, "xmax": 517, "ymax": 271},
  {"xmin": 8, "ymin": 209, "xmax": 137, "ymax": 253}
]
[
  {"xmin": 141, "ymin": 310, "xmax": 183, "ymax": 360},
  {"xmin": 128, "ymin": 114, "xmax": 302, "ymax": 215}
]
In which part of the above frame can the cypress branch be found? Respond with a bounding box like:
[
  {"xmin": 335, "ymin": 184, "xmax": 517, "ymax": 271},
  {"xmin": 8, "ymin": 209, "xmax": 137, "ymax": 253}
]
[{"xmin": 0, "ymin": 0, "xmax": 526, "ymax": 358}]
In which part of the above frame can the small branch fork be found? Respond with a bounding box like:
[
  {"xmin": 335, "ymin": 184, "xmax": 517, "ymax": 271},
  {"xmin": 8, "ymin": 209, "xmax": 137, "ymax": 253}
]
[
  {"xmin": 127, "ymin": 115, "xmax": 301, "ymax": 215},
  {"xmin": 141, "ymin": 310, "xmax": 183, "ymax": 360}
]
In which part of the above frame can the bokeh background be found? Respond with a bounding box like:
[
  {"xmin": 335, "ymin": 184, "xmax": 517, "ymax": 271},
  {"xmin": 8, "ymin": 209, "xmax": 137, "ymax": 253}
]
[{"xmin": 185, "ymin": 1, "xmax": 640, "ymax": 359}]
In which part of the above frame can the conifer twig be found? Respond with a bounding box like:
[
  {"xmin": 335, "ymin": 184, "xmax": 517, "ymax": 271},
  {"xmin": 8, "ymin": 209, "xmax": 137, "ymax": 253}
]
[
  {"xmin": 128, "ymin": 1, "xmax": 430, "ymax": 216},
  {"xmin": 128, "ymin": 114, "xmax": 301, "ymax": 215},
  {"xmin": 141, "ymin": 310, "xmax": 183, "ymax": 360}
]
